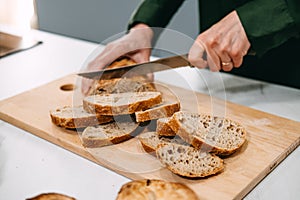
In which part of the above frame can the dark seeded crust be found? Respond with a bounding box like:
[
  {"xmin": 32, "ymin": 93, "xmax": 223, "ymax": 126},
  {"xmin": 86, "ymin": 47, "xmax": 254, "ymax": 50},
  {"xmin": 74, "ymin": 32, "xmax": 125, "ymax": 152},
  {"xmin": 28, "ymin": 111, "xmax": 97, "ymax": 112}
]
[
  {"xmin": 135, "ymin": 101, "xmax": 180, "ymax": 122},
  {"xmin": 116, "ymin": 179, "xmax": 199, "ymax": 200},
  {"xmin": 156, "ymin": 117, "xmax": 176, "ymax": 136},
  {"xmin": 156, "ymin": 143, "xmax": 224, "ymax": 178},
  {"xmin": 81, "ymin": 121, "xmax": 140, "ymax": 148},
  {"xmin": 83, "ymin": 92, "xmax": 162, "ymax": 115},
  {"xmin": 50, "ymin": 106, "xmax": 113, "ymax": 129},
  {"xmin": 168, "ymin": 111, "xmax": 247, "ymax": 156},
  {"xmin": 26, "ymin": 192, "xmax": 76, "ymax": 200}
]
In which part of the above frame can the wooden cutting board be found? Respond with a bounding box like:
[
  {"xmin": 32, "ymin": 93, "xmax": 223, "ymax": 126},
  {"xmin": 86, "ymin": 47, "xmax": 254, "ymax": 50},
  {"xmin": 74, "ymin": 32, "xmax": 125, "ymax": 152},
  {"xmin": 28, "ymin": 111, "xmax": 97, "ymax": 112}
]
[{"xmin": 0, "ymin": 74, "xmax": 299, "ymax": 200}]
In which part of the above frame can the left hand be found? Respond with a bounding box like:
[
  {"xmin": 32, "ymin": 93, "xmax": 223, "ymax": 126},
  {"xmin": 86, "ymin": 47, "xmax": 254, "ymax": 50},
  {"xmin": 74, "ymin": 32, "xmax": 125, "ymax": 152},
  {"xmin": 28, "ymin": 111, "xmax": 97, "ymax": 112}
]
[{"xmin": 188, "ymin": 10, "xmax": 251, "ymax": 72}]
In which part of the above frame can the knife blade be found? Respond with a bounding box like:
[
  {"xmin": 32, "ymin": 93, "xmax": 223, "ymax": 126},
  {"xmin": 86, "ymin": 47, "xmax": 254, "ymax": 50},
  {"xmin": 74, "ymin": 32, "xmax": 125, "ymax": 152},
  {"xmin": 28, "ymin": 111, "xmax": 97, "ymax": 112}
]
[{"xmin": 78, "ymin": 54, "xmax": 191, "ymax": 80}]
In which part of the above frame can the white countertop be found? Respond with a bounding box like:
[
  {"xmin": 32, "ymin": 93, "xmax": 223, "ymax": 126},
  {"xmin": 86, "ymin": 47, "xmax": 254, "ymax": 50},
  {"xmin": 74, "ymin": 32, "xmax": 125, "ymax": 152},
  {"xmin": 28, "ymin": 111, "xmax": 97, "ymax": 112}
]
[{"xmin": 0, "ymin": 25, "xmax": 299, "ymax": 200}]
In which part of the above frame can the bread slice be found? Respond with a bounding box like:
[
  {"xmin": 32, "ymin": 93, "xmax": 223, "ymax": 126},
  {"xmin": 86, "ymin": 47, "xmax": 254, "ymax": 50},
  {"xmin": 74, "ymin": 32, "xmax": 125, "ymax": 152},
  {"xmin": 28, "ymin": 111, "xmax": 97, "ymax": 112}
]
[
  {"xmin": 87, "ymin": 77, "xmax": 157, "ymax": 96},
  {"xmin": 50, "ymin": 106, "xmax": 113, "ymax": 129},
  {"xmin": 135, "ymin": 100, "xmax": 180, "ymax": 122},
  {"xmin": 156, "ymin": 143, "xmax": 224, "ymax": 178},
  {"xmin": 156, "ymin": 117, "xmax": 176, "ymax": 136},
  {"xmin": 168, "ymin": 111, "xmax": 247, "ymax": 156},
  {"xmin": 81, "ymin": 119, "xmax": 140, "ymax": 148},
  {"xmin": 87, "ymin": 57, "xmax": 156, "ymax": 96},
  {"xmin": 83, "ymin": 92, "xmax": 162, "ymax": 115},
  {"xmin": 138, "ymin": 131, "xmax": 186, "ymax": 153},
  {"xmin": 116, "ymin": 179, "xmax": 198, "ymax": 200},
  {"xmin": 26, "ymin": 192, "xmax": 75, "ymax": 200}
]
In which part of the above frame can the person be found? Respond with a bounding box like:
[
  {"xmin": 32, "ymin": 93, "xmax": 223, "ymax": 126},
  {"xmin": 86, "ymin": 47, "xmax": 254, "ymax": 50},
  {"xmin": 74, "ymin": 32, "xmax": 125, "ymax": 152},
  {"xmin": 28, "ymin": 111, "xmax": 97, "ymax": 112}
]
[{"xmin": 82, "ymin": 0, "xmax": 300, "ymax": 95}]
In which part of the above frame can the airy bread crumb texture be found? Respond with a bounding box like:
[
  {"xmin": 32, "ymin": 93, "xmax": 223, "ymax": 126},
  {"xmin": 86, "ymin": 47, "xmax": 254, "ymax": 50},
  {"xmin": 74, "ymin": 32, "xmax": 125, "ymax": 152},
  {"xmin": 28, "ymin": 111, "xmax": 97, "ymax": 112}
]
[
  {"xmin": 156, "ymin": 143, "xmax": 224, "ymax": 178},
  {"xmin": 81, "ymin": 119, "xmax": 140, "ymax": 148}
]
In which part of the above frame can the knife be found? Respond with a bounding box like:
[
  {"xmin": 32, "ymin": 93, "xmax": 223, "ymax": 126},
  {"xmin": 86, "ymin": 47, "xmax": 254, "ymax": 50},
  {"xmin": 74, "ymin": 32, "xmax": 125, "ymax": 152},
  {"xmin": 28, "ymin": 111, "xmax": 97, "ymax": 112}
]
[{"xmin": 78, "ymin": 54, "xmax": 191, "ymax": 80}]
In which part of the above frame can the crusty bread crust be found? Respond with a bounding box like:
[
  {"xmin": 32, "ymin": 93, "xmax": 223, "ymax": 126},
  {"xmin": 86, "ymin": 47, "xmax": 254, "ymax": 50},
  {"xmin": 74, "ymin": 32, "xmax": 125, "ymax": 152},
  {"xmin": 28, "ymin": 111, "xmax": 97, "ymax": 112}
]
[
  {"xmin": 168, "ymin": 111, "xmax": 247, "ymax": 156},
  {"xmin": 83, "ymin": 92, "xmax": 162, "ymax": 115},
  {"xmin": 116, "ymin": 179, "xmax": 199, "ymax": 200},
  {"xmin": 156, "ymin": 117, "xmax": 176, "ymax": 136},
  {"xmin": 26, "ymin": 192, "xmax": 75, "ymax": 200},
  {"xmin": 50, "ymin": 106, "xmax": 113, "ymax": 129},
  {"xmin": 135, "ymin": 101, "xmax": 180, "ymax": 122}
]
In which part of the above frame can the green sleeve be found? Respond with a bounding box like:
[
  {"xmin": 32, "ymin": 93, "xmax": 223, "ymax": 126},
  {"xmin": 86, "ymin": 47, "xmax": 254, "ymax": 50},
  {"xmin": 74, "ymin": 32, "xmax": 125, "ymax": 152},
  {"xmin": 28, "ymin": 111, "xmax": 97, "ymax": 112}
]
[
  {"xmin": 236, "ymin": 0, "xmax": 300, "ymax": 57},
  {"xmin": 128, "ymin": 0, "xmax": 185, "ymax": 30}
]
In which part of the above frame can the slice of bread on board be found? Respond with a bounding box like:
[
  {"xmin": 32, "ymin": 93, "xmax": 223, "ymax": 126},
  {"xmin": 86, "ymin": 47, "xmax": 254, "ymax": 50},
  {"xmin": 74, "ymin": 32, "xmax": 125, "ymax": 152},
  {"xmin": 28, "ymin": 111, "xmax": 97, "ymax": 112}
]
[
  {"xmin": 135, "ymin": 100, "xmax": 180, "ymax": 122},
  {"xmin": 83, "ymin": 92, "xmax": 162, "ymax": 115},
  {"xmin": 168, "ymin": 111, "xmax": 247, "ymax": 156},
  {"xmin": 116, "ymin": 179, "xmax": 198, "ymax": 200},
  {"xmin": 50, "ymin": 106, "xmax": 113, "ymax": 129},
  {"xmin": 156, "ymin": 143, "xmax": 224, "ymax": 178},
  {"xmin": 138, "ymin": 131, "xmax": 186, "ymax": 153},
  {"xmin": 81, "ymin": 119, "xmax": 140, "ymax": 148}
]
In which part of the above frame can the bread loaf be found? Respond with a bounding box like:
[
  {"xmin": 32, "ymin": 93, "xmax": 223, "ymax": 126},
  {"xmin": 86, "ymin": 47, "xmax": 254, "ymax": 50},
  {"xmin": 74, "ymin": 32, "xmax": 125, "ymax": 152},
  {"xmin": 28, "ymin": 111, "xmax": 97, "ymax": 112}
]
[
  {"xmin": 50, "ymin": 106, "xmax": 113, "ymax": 129},
  {"xmin": 87, "ymin": 57, "xmax": 156, "ymax": 96},
  {"xmin": 156, "ymin": 143, "xmax": 224, "ymax": 178},
  {"xmin": 26, "ymin": 192, "xmax": 75, "ymax": 200},
  {"xmin": 168, "ymin": 111, "xmax": 247, "ymax": 155},
  {"xmin": 83, "ymin": 92, "xmax": 162, "ymax": 115},
  {"xmin": 135, "ymin": 100, "xmax": 180, "ymax": 122},
  {"xmin": 116, "ymin": 179, "xmax": 198, "ymax": 200},
  {"xmin": 81, "ymin": 119, "xmax": 140, "ymax": 148}
]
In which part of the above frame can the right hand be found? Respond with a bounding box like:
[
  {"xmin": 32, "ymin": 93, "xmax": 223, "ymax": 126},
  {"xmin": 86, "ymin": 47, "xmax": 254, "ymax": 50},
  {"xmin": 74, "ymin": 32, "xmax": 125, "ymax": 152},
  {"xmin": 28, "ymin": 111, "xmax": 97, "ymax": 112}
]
[{"xmin": 81, "ymin": 24, "xmax": 153, "ymax": 96}]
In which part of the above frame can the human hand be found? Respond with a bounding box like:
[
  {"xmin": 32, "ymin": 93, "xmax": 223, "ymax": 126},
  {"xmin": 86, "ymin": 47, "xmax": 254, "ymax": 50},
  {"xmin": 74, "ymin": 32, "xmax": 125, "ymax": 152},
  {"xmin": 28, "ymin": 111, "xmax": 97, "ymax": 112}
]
[
  {"xmin": 81, "ymin": 24, "xmax": 153, "ymax": 95},
  {"xmin": 188, "ymin": 10, "xmax": 250, "ymax": 72}
]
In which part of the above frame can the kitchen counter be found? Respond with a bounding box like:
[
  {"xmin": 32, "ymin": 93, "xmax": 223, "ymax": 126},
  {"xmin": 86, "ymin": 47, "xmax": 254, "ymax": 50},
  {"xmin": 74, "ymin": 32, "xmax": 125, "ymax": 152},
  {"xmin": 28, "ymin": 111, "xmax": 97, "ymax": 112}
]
[{"xmin": 0, "ymin": 25, "xmax": 299, "ymax": 200}]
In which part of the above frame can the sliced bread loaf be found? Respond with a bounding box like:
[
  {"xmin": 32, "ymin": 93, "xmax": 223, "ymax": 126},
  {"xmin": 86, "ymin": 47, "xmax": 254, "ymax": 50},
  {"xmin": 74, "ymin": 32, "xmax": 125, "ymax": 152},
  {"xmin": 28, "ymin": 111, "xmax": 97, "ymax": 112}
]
[
  {"xmin": 156, "ymin": 143, "xmax": 224, "ymax": 178},
  {"xmin": 116, "ymin": 179, "xmax": 198, "ymax": 200},
  {"xmin": 138, "ymin": 131, "xmax": 186, "ymax": 153},
  {"xmin": 168, "ymin": 111, "xmax": 247, "ymax": 155},
  {"xmin": 81, "ymin": 120, "xmax": 140, "ymax": 148},
  {"xmin": 156, "ymin": 117, "xmax": 176, "ymax": 136},
  {"xmin": 83, "ymin": 92, "xmax": 162, "ymax": 115},
  {"xmin": 87, "ymin": 77, "xmax": 157, "ymax": 96},
  {"xmin": 50, "ymin": 106, "xmax": 113, "ymax": 129},
  {"xmin": 135, "ymin": 100, "xmax": 180, "ymax": 122}
]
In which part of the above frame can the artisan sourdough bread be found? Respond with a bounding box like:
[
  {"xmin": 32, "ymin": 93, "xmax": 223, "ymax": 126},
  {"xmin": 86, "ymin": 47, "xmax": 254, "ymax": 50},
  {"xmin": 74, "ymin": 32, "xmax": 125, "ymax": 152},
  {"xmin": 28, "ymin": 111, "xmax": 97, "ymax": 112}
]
[
  {"xmin": 87, "ymin": 77, "xmax": 157, "ymax": 96},
  {"xmin": 116, "ymin": 179, "xmax": 198, "ymax": 200},
  {"xmin": 156, "ymin": 143, "xmax": 224, "ymax": 178},
  {"xmin": 135, "ymin": 100, "xmax": 180, "ymax": 122},
  {"xmin": 138, "ymin": 131, "xmax": 186, "ymax": 153},
  {"xmin": 26, "ymin": 192, "xmax": 75, "ymax": 200},
  {"xmin": 168, "ymin": 111, "xmax": 247, "ymax": 155},
  {"xmin": 50, "ymin": 106, "xmax": 113, "ymax": 129},
  {"xmin": 87, "ymin": 57, "xmax": 156, "ymax": 96},
  {"xmin": 156, "ymin": 117, "xmax": 176, "ymax": 136},
  {"xmin": 83, "ymin": 92, "xmax": 162, "ymax": 115},
  {"xmin": 81, "ymin": 119, "xmax": 140, "ymax": 148}
]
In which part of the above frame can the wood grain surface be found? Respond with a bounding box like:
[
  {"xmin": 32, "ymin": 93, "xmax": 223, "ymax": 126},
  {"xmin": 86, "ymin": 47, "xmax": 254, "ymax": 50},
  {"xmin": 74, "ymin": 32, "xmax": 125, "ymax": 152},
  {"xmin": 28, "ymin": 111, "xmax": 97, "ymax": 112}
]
[{"xmin": 0, "ymin": 74, "xmax": 299, "ymax": 200}]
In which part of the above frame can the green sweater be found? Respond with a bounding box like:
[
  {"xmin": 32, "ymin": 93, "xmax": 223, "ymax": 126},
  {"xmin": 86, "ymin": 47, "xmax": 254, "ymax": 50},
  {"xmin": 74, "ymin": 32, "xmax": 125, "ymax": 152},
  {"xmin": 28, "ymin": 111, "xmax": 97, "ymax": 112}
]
[{"xmin": 128, "ymin": 0, "xmax": 300, "ymax": 89}]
